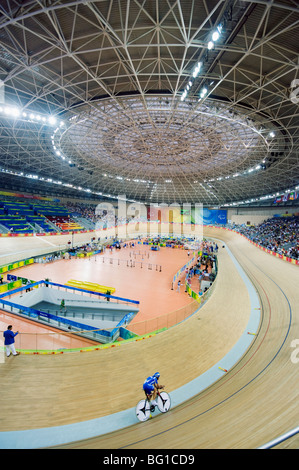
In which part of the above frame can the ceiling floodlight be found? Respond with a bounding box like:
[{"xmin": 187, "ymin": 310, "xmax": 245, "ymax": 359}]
[
  {"xmin": 208, "ymin": 41, "xmax": 214, "ymax": 50},
  {"xmin": 12, "ymin": 107, "xmax": 20, "ymax": 117},
  {"xmin": 269, "ymin": 131, "xmax": 275, "ymax": 138},
  {"xmin": 48, "ymin": 116, "xmax": 57, "ymax": 125},
  {"xmin": 212, "ymin": 31, "xmax": 220, "ymax": 41},
  {"xmin": 181, "ymin": 90, "xmax": 187, "ymax": 101},
  {"xmin": 4, "ymin": 106, "xmax": 19, "ymax": 117},
  {"xmin": 200, "ymin": 87, "xmax": 208, "ymax": 99},
  {"xmin": 192, "ymin": 61, "xmax": 202, "ymax": 78}
]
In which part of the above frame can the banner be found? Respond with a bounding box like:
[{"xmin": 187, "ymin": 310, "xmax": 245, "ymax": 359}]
[
  {"xmin": 274, "ymin": 192, "xmax": 298, "ymax": 203},
  {"xmin": 202, "ymin": 209, "xmax": 227, "ymax": 225}
]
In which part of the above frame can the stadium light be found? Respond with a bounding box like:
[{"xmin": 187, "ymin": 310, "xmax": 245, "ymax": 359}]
[
  {"xmin": 212, "ymin": 31, "xmax": 220, "ymax": 41},
  {"xmin": 48, "ymin": 116, "xmax": 57, "ymax": 125},
  {"xmin": 0, "ymin": 104, "xmax": 64, "ymax": 128},
  {"xmin": 199, "ymin": 87, "xmax": 208, "ymax": 99},
  {"xmin": 192, "ymin": 62, "xmax": 202, "ymax": 78}
]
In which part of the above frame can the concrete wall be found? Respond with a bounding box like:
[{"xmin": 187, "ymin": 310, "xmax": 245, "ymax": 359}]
[{"xmin": 227, "ymin": 205, "xmax": 299, "ymax": 226}]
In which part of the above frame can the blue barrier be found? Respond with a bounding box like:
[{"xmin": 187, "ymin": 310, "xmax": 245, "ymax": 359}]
[
  {"xmin": 0, "ymin": 295, "xmax": 136, "ymax": 340},
  {"xmin": 46, "ymin": 281, "xmax": 140, "ymax": 305},
  {"xmin": 0, "ymin": 279, "xmax": 140, "ymax": 306},
  {"xmin": 0, "ymin": 280, "xmax": 41, "ymax": 299},
  {"xmin": 0, "ymin": 280, "xmax": 139, "ymax": 343}
]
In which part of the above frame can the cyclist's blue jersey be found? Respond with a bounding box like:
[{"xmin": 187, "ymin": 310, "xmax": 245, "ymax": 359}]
[{"xmin": 143, "ymin": 375, "xmax": 158, "ymax": 395}]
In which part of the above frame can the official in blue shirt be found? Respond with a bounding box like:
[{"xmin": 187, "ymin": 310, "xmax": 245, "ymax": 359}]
[{"xmin": 3, "ymin": 325, "xmax": 19, "ymax": 357}]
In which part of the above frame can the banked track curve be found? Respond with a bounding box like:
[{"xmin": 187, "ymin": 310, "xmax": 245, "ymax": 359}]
[{"xmin": 55, "ymin": 227, "xmax": 299, "ymax": 449}]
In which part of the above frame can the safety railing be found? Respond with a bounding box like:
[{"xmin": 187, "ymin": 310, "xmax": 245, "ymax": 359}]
[
  {"xmin": 258, "ymin": 425, "xmax": 299, "ymax": 449},
  {"xmin": 0, "ymin": 236, "xmax": 217, "ymax": 352},
  {"xmin": 0, "ymin": 286, "xmax": 212, "ymax": 352}
]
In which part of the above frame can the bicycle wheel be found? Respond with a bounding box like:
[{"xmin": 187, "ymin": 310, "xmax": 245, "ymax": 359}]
[
  {"xmin": 136, "ymin": 399, "xmax": 151, "ymax": 422},
  {"xmin": 157, "ymin": 391, "xmax": 171, "ymax": 413}
]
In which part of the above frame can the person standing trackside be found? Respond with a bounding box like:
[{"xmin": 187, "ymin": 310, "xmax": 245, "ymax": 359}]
[
  {"xmin": 3, "ymin": 325, "xmax": 20, "ymax": 357},
  {"xmin": 60, "ymin": 299, "xmax": 66, "ymax": 313}
]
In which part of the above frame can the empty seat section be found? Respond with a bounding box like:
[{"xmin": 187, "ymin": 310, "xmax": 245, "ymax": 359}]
[
  {"xmin": 0, "ymin": 214, "xmax": 34, "ymax": 233},
  {"xmin": 30, "ymin": 202, "xmax": 84, "ymax": 231},
  {"xmin": 26, "ymin": 215, "xmax": 55, "ymax": 232}
]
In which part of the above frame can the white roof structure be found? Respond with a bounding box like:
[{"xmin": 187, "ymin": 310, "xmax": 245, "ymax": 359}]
[{"xmin": 0, "ymin": 0, "xmax": 298, "ymax": 205}]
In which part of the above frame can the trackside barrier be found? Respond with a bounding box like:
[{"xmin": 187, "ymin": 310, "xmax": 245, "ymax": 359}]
[
  {"xmin": 0, "ymin": 296, "xmax": 136, "ymax": 344},
  {"xmin": 45, "ymin": 281, "xmax": 139, "ymax": 305},
  {"xmin": 258, "ymin": 425, "xmax": 299, "ymax": 449},
  {"xmin": 0, "ymin": 280, "xmax": 140, "ymax": 344},
  {"xmin": 0, "ymin": 257, "xmax": 34, "ymax": 275},
  {"xmin": 0, "ymin": 279, "xmax": 139, "ymax": 304},
  {"xmin": 172, "ymin": 253, "xmax": 197, "ymax": 288},
  {"xmin": 0, "ymin": 328, "xmax": 166, "ymax": 355}
]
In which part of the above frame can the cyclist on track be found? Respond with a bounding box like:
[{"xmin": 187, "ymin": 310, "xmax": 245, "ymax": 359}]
[{"xmin": 143, "ymin": 372, "xmax": 164, "ymax": 409}]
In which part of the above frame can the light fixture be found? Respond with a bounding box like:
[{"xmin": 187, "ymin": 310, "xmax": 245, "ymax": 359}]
[
  {"xmin": 199, "ymin": 87, "xmax": 208, "ymax": 99},
  {"xmin": 48, "ymin": 116, "xmax": 57, "ymax": 125},
  {"xmin": 212, "ymin": 31, "xmax": 220, "ymax": 41},
  {"xmin": 192, "ymin": 61, "xmax": 202, "ymax": 78}
]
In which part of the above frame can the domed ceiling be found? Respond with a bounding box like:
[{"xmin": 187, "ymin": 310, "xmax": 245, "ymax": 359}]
[{"xmin": 0, "ymin": 0, "xmax": 298, "ymax": 205}]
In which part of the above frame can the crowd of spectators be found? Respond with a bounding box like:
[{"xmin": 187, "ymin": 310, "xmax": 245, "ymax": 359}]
[
  {"xmin": 231, "ymin": 216, "xmax": 299, "ymax": 260},
  {"xmin": 184, "ymin": 240, "xmax": 218, "ymax": 295},
  {"xmin": 65, "ymin": 202, "xmax": 98, "ymax": 222},
  {"xmin": 65, "ymin": 201, "xmax": 148, "ymax": 228}
]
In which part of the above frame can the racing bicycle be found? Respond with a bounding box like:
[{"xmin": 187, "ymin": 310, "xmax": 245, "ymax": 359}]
[{"xmin": 135, "ymin": 388, "xmax": 171, "ymax": 422}]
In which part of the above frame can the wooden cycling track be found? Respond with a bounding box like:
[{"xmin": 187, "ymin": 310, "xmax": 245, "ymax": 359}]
[{"xmin": 0, "ymin": 226, "xmax": 298, "ymax": 449}]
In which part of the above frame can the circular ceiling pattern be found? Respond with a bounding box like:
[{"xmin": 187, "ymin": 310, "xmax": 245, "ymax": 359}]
[
  {"xmin": 0, "ymin": 0, "xmax": 298, "ymax": 206},
  {"xmin": 58, "ymin": 96, "xmax": 267, "ymax": 179}
]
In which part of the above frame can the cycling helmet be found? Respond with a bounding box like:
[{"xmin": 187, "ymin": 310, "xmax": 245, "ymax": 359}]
[{"xmin": 153, "ymin": 372, "xmax": 160, "ymax": 378}]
